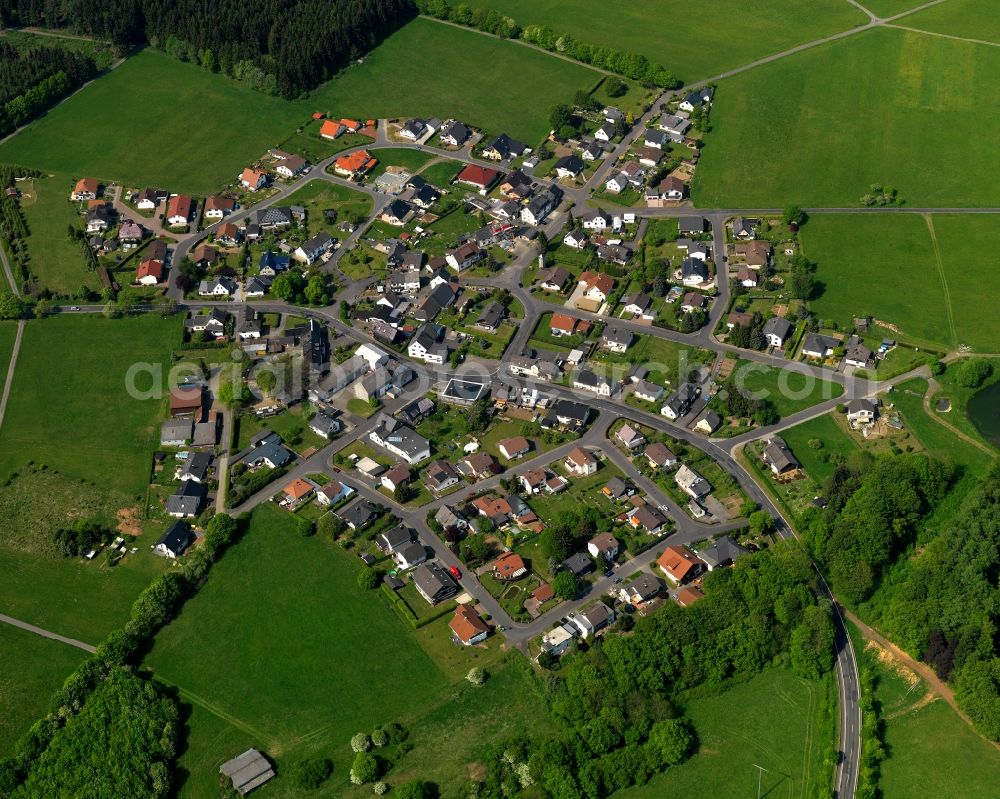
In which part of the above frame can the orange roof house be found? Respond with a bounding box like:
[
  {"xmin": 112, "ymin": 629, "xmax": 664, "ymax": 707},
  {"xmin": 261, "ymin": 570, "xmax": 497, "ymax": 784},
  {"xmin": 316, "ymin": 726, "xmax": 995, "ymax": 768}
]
[
  {"xmin": 449, "ymin": 603, "xmax": 489, "ymax": 645},
  {"xmin": 135, "ymin": 259, "xmax": 164, "ymax": 283},
  {"xmin": 320, "ymin": 119, "xmax": 342, "ymax": 139},
  {"xmin": 340, "ymin": 118, "xmax": 361, "ymax": 131},
  {"xmin": 492, "ymin": 552, "xmax": 528, "ymax": 581},
  {"xmin": 579, "ymin": 271, "xmax": 616, "ymax": 299},
  {"xmin": 71, "ymin": 177, "xmax": 100, "ymax": 200},
  {"xmin": 456, "ymin": 164, "xmax": 500, "ymax": 190},
  {"xmin": 657, "ymin": 545, "xmax": 703, "ymax": 584},
  {"xmin": 283, "ymin": 478, "xmax": 314, "ymax": 503},
  {"xmin": 676, "ymin": 585, "xmax": 705, "ymax": 607},
  {"xmin": 334, "ymin": 149, "xmax": 377, "ymax": 177},
  {"xmin": 550, "ymin": 312, "xmax": 588, "ymax": 336},
  {"xmin": 170, "ymin": 385, "xmax": 203, "ymax": 416},
  {"xmin": 239, "ymin": 168, "xmax": 267, "ymax": 190}
]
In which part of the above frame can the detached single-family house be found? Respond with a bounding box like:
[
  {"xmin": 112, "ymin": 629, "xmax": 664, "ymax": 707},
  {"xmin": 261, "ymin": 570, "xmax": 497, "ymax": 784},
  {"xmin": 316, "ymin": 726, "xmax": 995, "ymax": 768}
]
[
  {"xmin": 275, "ymin": 155, "xmax": 307, "ymax": 178},
  {"xmin": 239, "ymin": 168, "xmax": 267, "ymax": 191},
  {"xmin": 633, "ymin": 379, "xmax": 664, "ymax": 403},
  {"xmin": 588, "ymin": 533, "xmax": 620, "ymax": 561},
  {"xmin": 763, "ymin": 317, "xmax": 793, "ymax": 349},
  {"xmin": 761, "ymin": 437, "xmax": 801, "ymax": 477},
  {"xmin": 675, "ymin": 464, "xmax": 710, "ymax": 498},
  {"xmin": 847, "ymin": 398, "xmax": 878, "ymax": 424},
  {"xmin": 498, "ymin": 436, "xmax": 531, "ymax": 460},
  {"xmin": 316, "ymin": 480, "xmax": 353, "ymax": 506},
  {"xmin": 693, "ymin": 409, "xmax": 722, "ymax": 435},
  {"xmin": 71, "ymin": 178, "xmax": 101, "ymax": 201},
  {"xmin": 164, "ymin": 482, "xmax": 204, "ymax": 519},
  {"xmin": 166, "ymin": 194, "xmax": 194, "ymax": 226},
  {"xmin": 697, "ymin": 536, "xmax": 750, "ymax": 571},
  {"xmin": 450, "ymin": 603, "xmax": 489, "ymax": 645},
  {"xmin": 601, "ymin": 326, "xmax": 633, "ymax": 353},
  {"xmin": 456, "ymin": 164, "xmax": 500, "ymax": 191},
  {"xmin": 619, "ymin": 573, "xmax": 662, "ymax": 607},
  {"xmin": 154, "ymin": 521, "xmax": 194, "ymax": 559},
  {"xmin": 802, "ymin": 333, "xmax": 840, "ymax": 360},
  {"xmin": 439, "ymin": 120, "xmax": 470, "ymax": 147},
  {"xmin": 661, "ymin": 384, "xmax": 698, "ymax": 420},
  {"xmin": 594, "ymin": 122, "xmax": 616, "ymax": 142},
  {"xmin": 413, "ymin": 562, "xmax": 459, "ymax": 604},
  {"xmin": 578, "ymin": 270, "xmax": 615, "ymax": 303},
  {"xmin": 564, "ymin": 446, "xmax": 598, "ymax": 476},
  {"xmin": 644, "ymin": 442, "xmax": 678, "ymax": 469},
  {"xmin": 681, "ymin": 257, "xmax": 710, "ymax": 286},
  {"xmin": 482, "ymin": 133, "xmax": 526, "ymax": 161},
  {"xmin": 574, "ymin": 602, "xmax": 615, "ymax": 639},
  {"xmin": 657, "ymin": 544, "xmax": 703, "ymax": 584},
  {"xmin": 294, "ymin": 231, "xmax": 334, "ymax": 264},
  {"xmin": 424, "ymin": 459, "xmax": 460, "ymax": 493},
  {"xmin": 203, "ymin": 195, "xmax": 236, "ymax": 219},
  {"xmin": 573, "ymin": 369, "xmax": 616, "ymax": 396},
  {"xmin": 369, "ymin": 414, "xmax": 431, "ymax": 464},
  {"xmin": 615, "ymin": 424, "xmax": 646, "ymax": 451},
  {"xmin": 554, "ymin": 155, "xmax": 585, "ymax": 179}
]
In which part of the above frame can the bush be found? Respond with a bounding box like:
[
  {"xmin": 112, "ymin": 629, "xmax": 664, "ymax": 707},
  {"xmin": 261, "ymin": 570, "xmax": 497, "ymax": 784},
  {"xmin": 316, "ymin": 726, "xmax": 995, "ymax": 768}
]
[
  {"xmin": 954, "ymin": 358, "xmax": 993, "ymax": 388},
  {"xmin": 351, "ymin": 732, "xmax": 372, "ymax": 753},
  {"xmin": 357, "ymin": 567, "xmax": 379, "ymax": 590},
  {"xmin": 371, "ymin": 728, "xmax": 388, "ymax": 747},
  {"xmin": 374, "ymin": 781, "xmax": 388, "ymax": 795},
  {"xmin": 394, "ymin": 780, "xmax": 431, "ymax": 799},
  {"xmin": 350, "ymin": 751, "xmax": 378, "ymax": 784},
  {"xmin": 291, "ymin": 756, "xmax": 333, "ymax": 789},
  {"xmin": 466, "ymin": 667, "xmax": 487, "ymax": 686}
]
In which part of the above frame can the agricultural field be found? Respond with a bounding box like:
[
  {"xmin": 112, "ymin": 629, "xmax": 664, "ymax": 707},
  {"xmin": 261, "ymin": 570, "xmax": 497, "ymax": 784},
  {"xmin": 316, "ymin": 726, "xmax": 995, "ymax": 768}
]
[
  {"xmin": 311, "ymin": 18, "xmax": 600, "ymax": 145},
  {"xmin": 615, "ymin": 668, "xmax": 833, "ymax": 799},
  {"xmin": 694, "ymin": 28, "xmax": 1000, "ymax": 207},
  {"xmin": 463, "ymin": 0, "xmax": 865, "ymax": 83},
  {"xmin": 0, "ymin": 624, "xmax": 86, "ymax": 756},
  {"xmin": 900, "ymin": 0, "xmax": 1000, "ymax": 44},
  {"xmin": 0, "ymin": 314, "xmax": 181, "ymax": 495},
  {"xmin": 0, "ymin": 321, "xmax": 15, "ymax": 382},
  {"xmin": 798, "ymin": 215, "xmax": 954, "ymax": 351},
  {"xmin": 848, "ymin": 623, "xmax": 1000, "ymax": 799},
  {"xmin": 861, "ymin": 0, "xmax": 938, "ymax": 17},
  {"xmin": 17, "ymin": 175, "xmax": 99, "ymax": 296},
  {"xmin": 146, "ymin": 504, "xmax": 556, "ymax": 797},
  {"xmin": 0, "ymin": 49, "xmax": 310, "ymax": 194},
  {"xmin": 732, "ymin": 362, "xmax": 844, "ymax": 418}
]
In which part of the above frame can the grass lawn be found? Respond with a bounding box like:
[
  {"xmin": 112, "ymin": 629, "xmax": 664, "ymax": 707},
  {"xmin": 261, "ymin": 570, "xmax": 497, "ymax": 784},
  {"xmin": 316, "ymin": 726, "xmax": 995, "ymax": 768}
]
[
  {"xmin": 694, "ymin": 27, "xmax": 1000, "ymax": 207},
  {"xmin": 527, "ymin": 460, "xmax": 628, "ymax": 525},
  {"xmin": 799, "ymin": 215, "xmax": 954, "ymax": 351},
  {"xmin": 847, "ymin": 622, "xmax": 1000, "ymax": 799},
  {"xmin": 732, "ymin": 362, "xmax": 843, "ymax": 418},
  {"xmin": 615, "ymin": 668, "xmax": 833, "ymax": 799},
  {"xmin": 18, "ymin": 175, "xmax": 98, "ymax": 296},
  {"xmin": 900, "ymin": 0, "xmax": 1000, "ymax": 44},
  {"xmin": 146, "ymin": 504, "xmax": 555, "ymax": 797},
  {"xmin": 463, "ymin": 0, "xmax": 865, "ymax": 84},
  {"xmin": 276, "ymin": 119, "xmax": 374, "ymax": 165},
  {"xmin": 0, "ymin": 624, "xmax": 86, "ymax": 756},
  {"xmin": 367, "ymin": 148, "xmax": 437, "ymax": 179},
  {"xmin": 418, "ymin": 159, "xmax": 464, "ymax": 187},
  {"xmin": 862, "ymin": 0, "xmax": 938, "ymax": 16},
  {"xmin": 0, "ymin": 315, "xmax": 181, "ymax": 495},
  {"xmin": 281, "ymin": 180, "xmax": 373, "ymax": 232},
  {"xmin": 0, "ymin": 49, "xmax": 310, "ymax": 194},
  {"xmin": 310, "ymin": 18, "xmax": 600, "ymax": 145},
  {"xmin": 780, "ymin": 413, "xmax": 860, "ymax": 485}
]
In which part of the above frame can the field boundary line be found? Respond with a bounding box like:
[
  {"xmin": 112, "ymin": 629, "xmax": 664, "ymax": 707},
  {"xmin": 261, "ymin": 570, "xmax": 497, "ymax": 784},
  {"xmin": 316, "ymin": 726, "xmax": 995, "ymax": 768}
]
[
  {"xmin": 884, "ymin": 23, "xmax": 1000, "ymax": 49},
  {"xmin": 170, "ymin": 683, "xmax": 275, "ymax": 745},
  {"xmin": 922, "ymin": 215, "xmax": 958, "ymax": 349},
  {"xmin": 419, "ymin": 15, "xmax": 614, "ymax": 76},
  {"xmin": 0, "ymin": 611, "xmax": 96, "ymax": 653},
  {"xmin": 0, "ymin": 319, "xmax": 25, "ymax": 433}
]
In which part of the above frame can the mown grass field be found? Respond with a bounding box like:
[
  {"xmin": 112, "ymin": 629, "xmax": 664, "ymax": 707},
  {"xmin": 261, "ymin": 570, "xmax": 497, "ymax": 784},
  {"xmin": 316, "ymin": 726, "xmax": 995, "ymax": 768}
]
[
  {"xmin": 0, "ymin": 321, "xmax": 15, "ymax": 382},
  {"xmin": 862, "ymin": 0, "xmax": 938, "ymax": 17},
  {"xmin": 734, "ymin": 362, "xmax": 844, "ymax": 418},
  {"xmin": 900, "ymin": 0, "xmax": 1000, "ymax": 44},
  {"xmin": 0, "ymin": 49, "xmax": 310, "ymax": 194},
  {"xmin": 0, "ymin": 315, "xmax": 181, "ymax": 494},
  {"xmin": 18, "ymin": 175, "xmax": 99, "ymax": 295},
  {"xmin": 0, "ymin": 624, "xmax": 86, "ymax": 756},
  {"xmin": 367, "ymin": 147, "xmax": 437, "ymax": 179},
  {"xmin": 780, "ymin": 413, "xmax": 860, "ymax": 484},
  {"xmin": 311, "ymin": 18, "xmax": 600, "ymax": 145},
  {"xmin": 694, "ymin": 28, "xmax": 1000, "ymax": 207},
  {"xmin": 148, "ymin": 504, "xmax": 556, "ymax": 798},
  {"xmin": 800, "ymin": 214, "xmax": 1000, "ymax": 353},
  {"xmin": 847, "ymin": 622, "xmax": 1000, "ymax": 799},
  {"xmin": 799, "ymin": 215, "xmax": 952, "ymax": 350},
  {"xmin": 418, "ymin": 159, "xmax": 464, "ymax": 187},
  {"xmin": 462, "ymin": 0, "xmax": 865, "ymax": 83},
  {"xmin": 615, "ymin": 668, "xmax": 833, "ymax": 799}
]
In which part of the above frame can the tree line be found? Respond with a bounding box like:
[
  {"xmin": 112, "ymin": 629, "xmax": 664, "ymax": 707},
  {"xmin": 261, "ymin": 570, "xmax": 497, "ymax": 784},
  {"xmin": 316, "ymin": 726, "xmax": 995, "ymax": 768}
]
[
  {"xmin": 415, "ymin": 0, "xmax": 682, "ymax": 89},
  {"xmin": 801, "ymin": 444, "xmax": 1000, "ymax": 741},
  {"xmin": 1, "ymin": 0, "xmax": 416, "ymax": 98},
  {"xmin": 0, "ymin": 41, "xmax": 97, "ymax": 137}
]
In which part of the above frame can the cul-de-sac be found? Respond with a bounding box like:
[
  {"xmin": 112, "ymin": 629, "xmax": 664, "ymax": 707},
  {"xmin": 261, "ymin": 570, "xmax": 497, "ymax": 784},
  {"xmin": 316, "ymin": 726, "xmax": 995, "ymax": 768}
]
[{"xmin": 0, "ymin": 1, "xmax": 998, "ymax": 797}]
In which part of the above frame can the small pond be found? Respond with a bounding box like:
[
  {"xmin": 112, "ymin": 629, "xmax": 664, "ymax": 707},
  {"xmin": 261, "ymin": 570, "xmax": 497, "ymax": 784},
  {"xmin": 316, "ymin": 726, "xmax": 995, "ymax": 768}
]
[{"xmin": 967, "ymin": 380, "xmax": 1000, "ymax": 448}]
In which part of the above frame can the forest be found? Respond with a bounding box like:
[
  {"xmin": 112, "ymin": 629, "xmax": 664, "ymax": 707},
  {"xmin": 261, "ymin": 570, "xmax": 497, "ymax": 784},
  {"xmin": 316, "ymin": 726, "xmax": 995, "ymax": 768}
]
[
  {"xmin": 467, "ymin": 541, "xmax": 836, "ymax": 799},
  {"xmin": 0, "ymin": 0, "xmax": 415, "ymax": 97},
  {"xmin": 801, "ymin": 454, "xmax": 1000, "ymax": 740},
  {"xmin": 0, "ymin": 40, "xmax": 97, "ymax": 136}
]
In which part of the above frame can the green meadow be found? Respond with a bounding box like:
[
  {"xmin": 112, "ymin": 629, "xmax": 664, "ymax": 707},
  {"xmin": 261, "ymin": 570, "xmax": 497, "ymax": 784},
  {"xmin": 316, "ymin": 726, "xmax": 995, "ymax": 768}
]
[
  {"xmin": 462, "ymin": 0, "xmax": 865, "ymax": 83},
  {"xmin": 694, "ymin": 27, "xmax": 1000, "ymax": 207},
  {"xmin": 900, "ymin": 0, "xmax": 1000, "ymax": 44},
  {"xmin": 147, "ymin": 504, "xmax": 556, "ymax": 797},
  {"xmin": 312, "ymin": 18, "xmax": 600, "ymax": 144}
]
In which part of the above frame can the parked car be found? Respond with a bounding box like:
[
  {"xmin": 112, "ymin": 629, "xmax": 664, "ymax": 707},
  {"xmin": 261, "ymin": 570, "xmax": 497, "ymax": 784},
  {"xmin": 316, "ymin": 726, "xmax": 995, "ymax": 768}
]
[{"xmin": 449, "ymin": 565, "xmax": 461, "ymax": 580}]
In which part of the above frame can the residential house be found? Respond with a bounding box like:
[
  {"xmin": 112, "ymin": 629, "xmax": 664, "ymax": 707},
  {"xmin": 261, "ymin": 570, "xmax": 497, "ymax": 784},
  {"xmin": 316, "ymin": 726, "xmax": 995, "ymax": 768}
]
[
  {"xmin": 580, "ymin": 141, "xmax": 603, "ymax": 161},
  {"xmin": 309, "ymin": 413, "xmax": 341, "ymax": 439},
  {"xmin": 376, "ymin": 525, "xmax": 413, "ymax": 554},
  {"xmin": 644, "ymin": 128, "xmax": 669, "ymax": 149},
  {"xmin": 602, "ymin": 476, "xmax": 634, "ymax": 502},
  {"xmin": 275, "ymin": 155, "xmax": 307, "ymax": 178},
  {"xmin": 563, "ymin": 229, "xmax": 588, "ymax": 249},
  {"xmin": 338, "ymin": 499, "xmax": 379, "ymax": 531},
  {"xmin": 86, "ymin": 204, "xmax": 111, "ymax": 233},
  {"xmin": 737, "ymin": 267, "xmax": 758, "ymax": 288},
  {"xmin": 735, "ymin": 240, "xmax": 772, "ymax": 268},
  {"xmin": 761, "ymin": 437, "xmax": 801, "ymax": 477},
  {"xmin": 482, "ymin": 133, "xmax": 526, "ymax": 161},
  {"xmin": 645, "ymin": 176, "xmax": 687, "ymax": 206},
  {"xmin": 801, "ymin": 333, "xmax": 840, "ymax": 360},
  {"xmin": 381, "ymin": 199, "xmax": 413, "ymax": 226},
  {"xmin": 674, "ymin": 464, "xmax": 710, "ymax": 498},
  {"xmin": 316, "ymin": 480, "xmax": 354, "ymax": 506},
  {"xmin": 474, "ymin": 301, "xmax": 505, "ymax": 332},
  {"xmin": 681, "ymin": 257, "xmax": 710, "ymax": 286},
  {"xmin": 574, "ymin": 603, "xmax": 615, "ymax": 639},
  {"xmin": 573, "ymin": 369, "xmax": 616, "ymax": 396},
  {"xmin": 731, "ymin": 216, "xmax": 757, "ymax": 240},
  {"xmin": 71, "ymin": 178, "xmax": 100, "ymax": 201},
  {"xmin": 659, "ymin": 113, "xmax": 691, "ymax": 137},
  {"xmin": 549, "ymin": 312, "xmax": 587, "ymax": 337},
  {"xmin": 633, "ymin": 379, "xmax": 664, "ymax": 403},
  {"xmin": 198, "ymin": 277, "xmax": 238, "ymax": 297},
  {"xmin": 215, "ymin": 222, "xmax": 241, "ymax": 247},
  {"xmin": 399, "ymin": 118, "xmax": 428, "ymax": 140},
  {"xmin": 136, "ymin": 259, "xmax": 164, "ymax": 285},
  {"xmin": 621, "ymin": 291, "xmax": 654, "ymax": 320},
  {"xmin": 154, "ymin": 521, "xmax": 194, "ymax": 558},
  {"xmin": 845, "ymin": 335, "xmax": 875, "ymax": 368},
  {"xmin": 644, "ymin": 442, "xmax": 678, "ymax": 469},
  {"xmin": 497, "ymin": 170, "xmax": 533, "ymax": 199},
  {"xmin": 281, "ymin": 477, "xmax": 315, "ymax": 508},
  {"xmin": 160, "ymin": 418, "xmax": 193, "ymax": 447},
  {"xmin": 554, "ymin": 155, "xmax": 585, "ymax": 179},
  {"xmin": 492, "ymin": 552, "xmax": 528, "ymax": 581},
  {"xmin": 521, "ymin": 187, "xmax": 562, "ymax": 226},
  {"xmin": 333, "ymin": 149, "xmax": 377, "ymax": 178},
  {"xmin": 394, "ymin": 541, "xmax": 428, "ymax": 570},
  {"xmin": 445, "ymin": 240, "xmax": 483, "ymax": 272},
  {"xmin": 244, "ymin": 432, "xmax": 293, "ymax": 469},
  {"xmin": 626, "ymin": 504, "xmax": 668, "ymax": 534},
  {"xmin": 564, "ymin": 446, "xmax": 598, "ymax": 476},
  {"xmin": 203, "ymin": 195, "xmax": 236, "ymax": 219},
  {"xmin": 424, "ymin": 459, "xmax": 460, "ymax": 493},
  {"xmin": 170, "ymin": 385, "xmax": 204, "ymax": 416},
  {"xmin": 458, "ymin": 452, "xmax": 501, "ymax": 481},
  {"xmin": 588, "ymin": 533, "xmax": 620, "ymax": 561},
  {"xmin": 660, "ymin": 383, "xmax": 698, "ymax": 420},
  {"xmin": 412, "ymin": 562, "xmax": 459, "ymax": 604},
  {"xmin": 562, "ymin": 552, "xmax": 594, "ymax": 577},
  {"xmin": 763, "ymin": 317, "xmax": 793, "ymax": 349},
  {"xmin": 678, "ymin": 216, "xmax": 706, "ymax": 235},
  {"xmin": 728, "ymin": 311, "xmax": 753, "ymax": 330},
  {"xmin": 498, "ymin": 436, "xmax": 530, "ymax": 460},
  {"xmin": 550, "ymin": 399, "xmax": 590, "ymax": 430},
  {"xmin": 597, "ymin": 243, "xmax": 632, "ymax": 265},
  {"xmin": 294, "ymin": 231, "xmax": 334, "ymax": 264},
  {"xmin": 847, "ymin": 398, "xmax": 877, "ymax": 424},
  {"xmin": 618, "ymin": 573, "xmax": 662, "ymax": 607},
  {"xmin": 456, "ymin": 164, "xmax": 500, "ymax": 191},
  {"xmin": 604, "ymin": 172, "xmax": 632, "ymax": 195},
  {"xmin": 676, "ymin": 585, "xmax": 706, "ymax": 607},
  {"xmin": 408, "ymin": 322, "xmax": 448, "ymax": 364},
  {"xmin": 239, "ymin": 168, "xmax": 267, "ymax": 191},
  {"xmin": 369, "ymin": 414, "xmax": 431, "ymax": 464},
  {"xmin": 693, "ymin": 409, "xmax": 722, "ymax": 435},
  {"xmin": 320, "ymin": 119, "xmax": 343, "ymax": 139},
  {"xmin": 578, "ymin": 271, "xmax": 615, "ymax": 304},
  {"xmin": 601, "ymin": 326, "xmax": 633, "ymax": 353},
  {"xmin": 697, "ymin": 536, "xmax": 750, "ymax": 571},
  {"xmin": 450, "ymin": 603, "xmax": 489, "ymax": 645},
  {"xmin": 657, "ymin": 545, "xmax": 703, "ymax": 584},
  {"xmin": 166, "ymin": 194, "xmax": 194, "ymax": 226},
  {"xmin": 615, "ymin": 424, "xmax": 646, "ymax": 451},
  {"xmin": 439, "ymin": 120, "xmax": 470, "ymax": 147},
  {"xmin": 579, "ymin": 209, "xmax": 612, "ymax": 232}
]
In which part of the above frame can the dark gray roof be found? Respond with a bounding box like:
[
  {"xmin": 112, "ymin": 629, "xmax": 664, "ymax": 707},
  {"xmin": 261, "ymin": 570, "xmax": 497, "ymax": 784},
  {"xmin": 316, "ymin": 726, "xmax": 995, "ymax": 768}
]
[
  {"xmin": 562, "ymin": 552, "xmax": 594, "ymax": 576},
  {"xmin": 156, "ymin": 520, "xmax": 193, "ymax": 555},
  {"xmin": 697, "ymin": 536, "xmax": 750, "ymax": 569}
]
